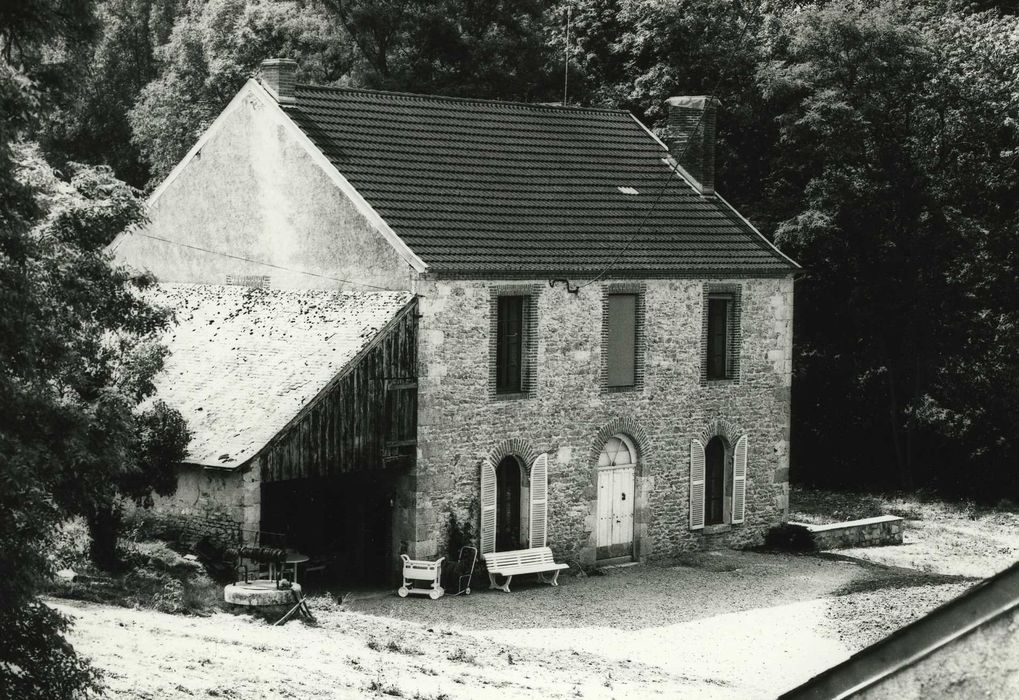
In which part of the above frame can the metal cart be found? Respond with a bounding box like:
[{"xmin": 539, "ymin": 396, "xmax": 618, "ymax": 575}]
[
  {"xmin": 454, "ymin": 545, "xmax": 478, "ymax": 596},
  {"xmin": 398, "ymin": 554, "xmax": 445, "ymax": 600}
]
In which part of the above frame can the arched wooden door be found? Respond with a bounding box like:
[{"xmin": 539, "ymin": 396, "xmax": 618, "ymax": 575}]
[{"xmin": 596, "ymin": 435, "xmax": 636, "ymax": 560}]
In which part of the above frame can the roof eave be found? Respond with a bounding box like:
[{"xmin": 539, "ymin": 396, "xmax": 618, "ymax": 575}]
[{"xmin": 424, "ymin": 267, "xmax": 798, "ymax": 281}]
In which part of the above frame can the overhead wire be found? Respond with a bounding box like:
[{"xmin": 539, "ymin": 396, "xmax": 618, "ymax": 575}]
[
  {"xmin": 127, "ymin": 231, "xmax": 409, "ymax": 292},
  {"xmin": 564, "ymin": 0, "xmax": 766, "ymax": 292}
]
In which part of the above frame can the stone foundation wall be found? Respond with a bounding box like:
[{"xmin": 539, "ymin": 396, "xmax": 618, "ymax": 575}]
[
  {"xmin": 413, "ymin": 275, "xmax": 794, "ymax": 565},
  {"xmin": 789, "ymin": 515, "xmax": 905, "ymax": 550}
]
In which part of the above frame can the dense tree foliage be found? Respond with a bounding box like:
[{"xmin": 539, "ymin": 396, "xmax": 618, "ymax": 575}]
[
  {"xmin": 39, "ymin": 0, "xmax": 183, "ymax": 186},
  {"xmin": 319, "ymin": 0, "xmax": 555, "ymax": 97},
  {"xmin": 759, "ymin": 2, "xmax": 1019, "ymax": 495},
  {"xmin": 129, "ymin": 0, "xmax": 357, "ymax": 180},
  {"xmin": 1, "ymin": 2, "xmax": 190, "ymax": 695}
]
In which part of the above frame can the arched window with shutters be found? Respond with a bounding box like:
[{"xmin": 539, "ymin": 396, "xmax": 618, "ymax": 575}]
[
  {"xmin": 690, "ymin": 433, "xmax": 748, "ymax": 529},
  {"xmin": 480, "ymin": 452, "xmax": 549, "ymax": 554}
]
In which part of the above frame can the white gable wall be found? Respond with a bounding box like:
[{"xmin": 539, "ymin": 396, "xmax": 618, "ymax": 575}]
[{"xmin": 112, "ymin": 83, "xmax": 417, "ymax": 291}]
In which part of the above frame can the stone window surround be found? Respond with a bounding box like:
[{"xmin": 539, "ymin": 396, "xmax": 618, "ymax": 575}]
[
  {"xmin": 485, "ymin": 438, "xmax": 544, "ymax": 477},
  {"xmin": 488, "ymin": 284, "xmax": 541, "ymax": 401},
  {"xmin": 701, "ymin": 283, "xmax": 743, "ymax": 385},
  {"xmin": 600, "ymin": 282, "xmax": 647, "ymax": 393}
]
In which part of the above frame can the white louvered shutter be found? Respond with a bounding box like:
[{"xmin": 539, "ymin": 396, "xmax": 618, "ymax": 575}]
[
  {"xmin": 480, "ymin": 457, "xmax": 497, "ymax": 554},
  {"xmin": 528, "ymin": 453, "xmax": 549, "ymax": 548},
  {"xmin": 690, "ymin": 439, "xmax": 706, "ymax": 530},
  {"xmin": 732, "ymin": 435, "xmax": 748, "ymax": 525}
]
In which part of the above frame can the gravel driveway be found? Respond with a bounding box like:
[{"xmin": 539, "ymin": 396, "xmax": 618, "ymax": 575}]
[
  {"xmin": 347, "ymin": 550, "xmax": 974, "ymax": 697},
  {"xmin": 347, "ymin": 550, "xmax": 963, "ymax": 631}
]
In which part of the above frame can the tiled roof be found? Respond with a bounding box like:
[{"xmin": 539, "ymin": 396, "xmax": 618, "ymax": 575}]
[
  {"xmin": 285, "ymin": 86, "xmax": 796, "ymax": 275},
  {"xmin": 144, "ymin": 284, "xmax": 413, "ymax": 469}
]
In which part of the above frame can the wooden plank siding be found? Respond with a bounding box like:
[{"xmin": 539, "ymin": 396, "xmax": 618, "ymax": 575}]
[{"xmin": 259, "ymin": 300, "xmax": 419, "ymax": 482}]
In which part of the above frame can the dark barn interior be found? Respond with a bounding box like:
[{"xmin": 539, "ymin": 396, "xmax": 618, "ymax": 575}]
[{"xmin": 260, "ymin": 469, "xmax": 407, "ymax": 585}]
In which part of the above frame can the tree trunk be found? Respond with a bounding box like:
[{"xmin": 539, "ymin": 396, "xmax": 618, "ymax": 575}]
[{"xmin": 87, "ymin": 504, "xmax": 122, "ymax": 571}]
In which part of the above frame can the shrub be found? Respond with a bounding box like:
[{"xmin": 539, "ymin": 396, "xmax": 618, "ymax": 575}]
[
  {"xmin": 762, "ymin": 524, "xmax": 816, "ymax": 552},
  {"xmin": 48, "ymin": 518, "xmax": 92, "ymax": 572},
  {"xmin": 441, "ymin": 508, "xmax": 485, "ymax": 589}
]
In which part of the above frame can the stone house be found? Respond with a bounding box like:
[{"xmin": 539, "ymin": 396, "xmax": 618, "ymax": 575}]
[{"xmin": 113, "ymin": 59, "xmax": 798, "ymax": 581}]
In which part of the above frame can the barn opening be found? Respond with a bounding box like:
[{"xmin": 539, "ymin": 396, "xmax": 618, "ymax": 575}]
[{"xmin": 259, "ymin": 467, "xmax": 410, "ymax": 586}]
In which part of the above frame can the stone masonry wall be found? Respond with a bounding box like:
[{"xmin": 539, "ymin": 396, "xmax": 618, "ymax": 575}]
[
  {"xmin": 151, "ymin": 463, "xmax": 261, "ymax": 543},
  {"xmin": 413, "ymin": 275, "xmax": 794, "ymax": 565},
  {"xmin": 789, "ymin": 516, "xmax": 905, "ymax": 550}
]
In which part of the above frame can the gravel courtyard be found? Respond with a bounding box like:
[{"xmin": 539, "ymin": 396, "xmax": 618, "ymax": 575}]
[
  {"xmin": 55, "ymin": 550, "xmax": 977, "ymax": 699},
  {"xmin": 348, "ymin": 550, "xmax": 974, "ymax": 697}
]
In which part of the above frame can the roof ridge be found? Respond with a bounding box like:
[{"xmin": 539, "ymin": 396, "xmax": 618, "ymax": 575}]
[{"xmin": 292, "ymin": 83, "xmax": 630, "ymax": 116}]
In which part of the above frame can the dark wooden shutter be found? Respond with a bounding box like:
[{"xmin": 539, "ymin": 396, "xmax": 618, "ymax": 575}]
[
  {"xmin": 707, "ymin": 297, "xmax": 729, "ymax": 379},
  {"xmin": 496, "ymin": 296, "xmax": 523, "ymax": 393},
  {"xmin": 607, "ymin": 294, "xmax": 637, "ymax": 387}
]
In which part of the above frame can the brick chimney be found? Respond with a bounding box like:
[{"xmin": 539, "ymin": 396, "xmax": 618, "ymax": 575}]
[
  {"xmin": 258, "ymin": 58, "xmax": 297, "ymax": 105},
  {"xmin": 662, "ymin": 96, "xmax": 720, "ymax": 195}
]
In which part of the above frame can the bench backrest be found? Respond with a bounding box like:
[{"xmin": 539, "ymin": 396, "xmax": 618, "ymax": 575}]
[{"xmin": 484, "ymin": 546, "xmax": 555, "ymax": 568}]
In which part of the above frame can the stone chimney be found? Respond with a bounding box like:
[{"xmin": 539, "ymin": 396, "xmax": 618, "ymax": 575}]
[
  {"xmin": 258, "ymin": 58, "xmax": 297, "ymax": 105},
  {"xmin": 662, "ymin": 96, "xmax": 720, "ymax": 195}
]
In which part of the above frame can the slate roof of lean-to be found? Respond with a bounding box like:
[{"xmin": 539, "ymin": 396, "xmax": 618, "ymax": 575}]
[
  {"xmin": 144, "ymin": 284, "xmax": 413, "ymax": 469},
  {"xmin": 284, "ymin": 85, "xmax": 797, "ymax": 275}
]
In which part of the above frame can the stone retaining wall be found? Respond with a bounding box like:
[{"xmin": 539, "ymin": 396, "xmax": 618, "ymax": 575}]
[{"xmin": 788, "ymin": 515, "xmax": 905, "ymax": 550}]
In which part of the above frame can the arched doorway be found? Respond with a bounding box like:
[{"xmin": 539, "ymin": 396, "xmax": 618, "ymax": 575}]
[
  {"xmin": 596, "ymin": 434, "xmax": 637, "ymax": 560},
  {"xmin": 705, "ymin": 436, "xmax": 728, "ymax": 525},
  {"xmin": 496, "ymin": 455, "xmax": 527, "ymax": 551}
]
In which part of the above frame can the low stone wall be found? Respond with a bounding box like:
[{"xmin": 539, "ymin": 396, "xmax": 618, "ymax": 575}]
[{"xmin": 788, "ymin": 515, "xmax": 904, "ymax": 550}]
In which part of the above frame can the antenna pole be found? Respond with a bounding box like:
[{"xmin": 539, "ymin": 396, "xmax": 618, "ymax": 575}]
[{"xmin": 563, "ymin": 5, "xmax": 571, "ymax": 106}]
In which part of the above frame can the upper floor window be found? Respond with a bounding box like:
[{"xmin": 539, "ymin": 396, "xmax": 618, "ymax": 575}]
[
  {"xmin": 706, "ymin": 295, "xmax": 732, "ymax": 380},
  {"xmin": 496, "ymin": 295, "xmax": 525, "ymax": 393},
  {"xmin": 606, "ymin": 294, "xmax": 637, "ymax": 387},
  {"xmin": 602, "ymin": 283, "xmax": 645, "ymax": 392},
  {"xmin": 702, "ymin": 285, "xmax": 742, "ymax": 383},
  {"xmin": 490, "ymin": 286, "xmax": 539, "ymax": 399}
]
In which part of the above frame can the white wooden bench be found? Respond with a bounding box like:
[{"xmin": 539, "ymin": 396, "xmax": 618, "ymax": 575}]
[{"xmin": 482, "ymin": 547, "xmax": 569, "ymax": 593}]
